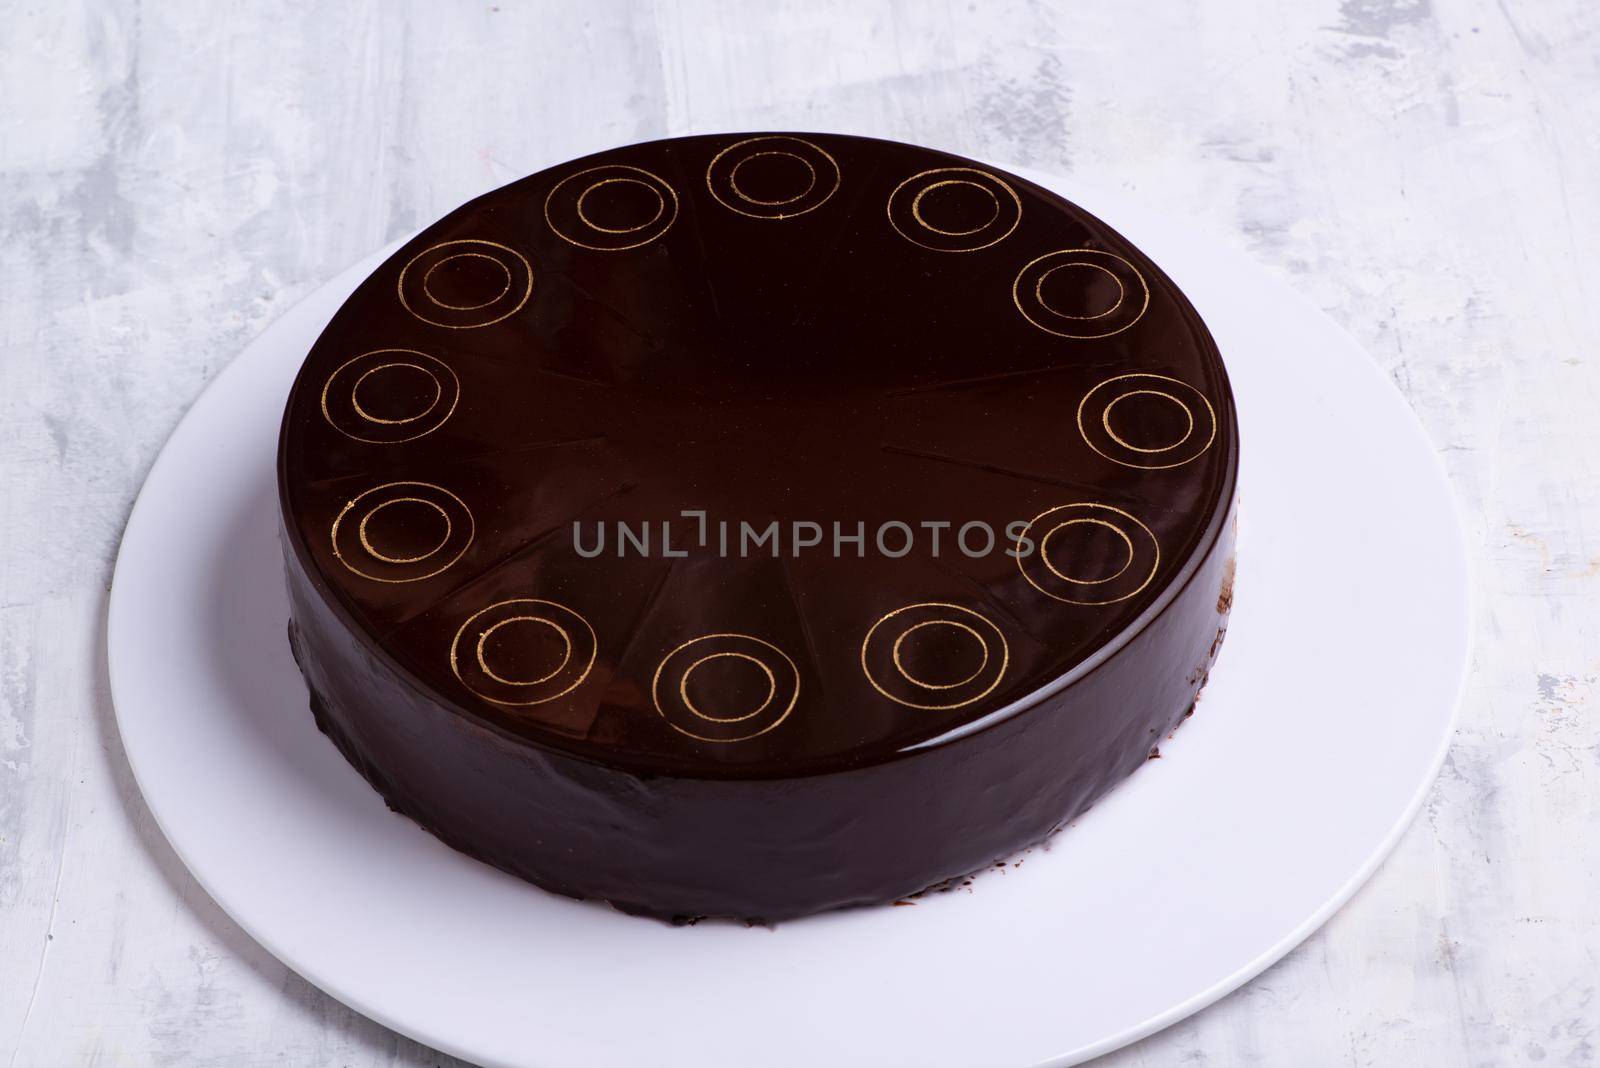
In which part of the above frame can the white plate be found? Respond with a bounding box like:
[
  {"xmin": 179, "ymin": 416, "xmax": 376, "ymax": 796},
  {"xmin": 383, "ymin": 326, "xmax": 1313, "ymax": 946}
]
[{"xmin": 109, "ymin": 165, "xmax": 1470, "ymax": 1068}]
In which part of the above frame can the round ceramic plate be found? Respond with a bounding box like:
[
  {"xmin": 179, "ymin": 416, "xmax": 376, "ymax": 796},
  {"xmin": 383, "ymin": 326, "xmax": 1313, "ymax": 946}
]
[{"xmin": 109, "ymin": 162, "xmax": 1470, "ymax": 1068}]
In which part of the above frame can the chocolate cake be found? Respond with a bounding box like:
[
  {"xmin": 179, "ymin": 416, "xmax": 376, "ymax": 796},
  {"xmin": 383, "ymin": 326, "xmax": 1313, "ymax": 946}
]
[{"xmin": 278, "ymin": 133, "xmax": 1238, "ymax": 922}]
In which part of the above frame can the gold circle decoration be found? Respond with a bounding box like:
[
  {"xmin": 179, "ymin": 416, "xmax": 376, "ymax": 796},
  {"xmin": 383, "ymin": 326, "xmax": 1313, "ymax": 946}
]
[
  {"xmin": 1016, "ymin": 503, "xmax": 1159, "ymax": 605},
  {"xmin": 449, "ymin": 599, "xmax": 597, "ymax": 706},
  {"xmin": 651, "ymin": 633, "xmax": 801, "ymax": 742},
  {"xmin": 1077, "ymin": 373, "xmax": 1218, "ymax": 470},
  {"xmin": 705, "ymin": 136, "xmax": 841, "ymax": 220},
  {"xmin": 421, "ymin": 253, "xmax": 510, "ymax": 310},
  {"xmin": 396, "ymin": 239, "xmax": 533, "ymax": 329},
  {"xmin": 860, "ymin": 603, "xmax": 1009, "ymax": 711},
  {"xmin": 330, "ymin": 481, "xmax": 474, "ymax": 584},
  {"xmin": 887, "ymin": 167, "xmax": 1022, "ymax": 252},
  {"xmin": 320, "ymin": 349, "xmax": 460, "ymax": 443},
  {"xmin": 543, "ymin": 164, "xmax": 679, "ymax": 250},
  {"xmin": 1012, "ymin": 249, "xmax": 1150, "ymax": 339}
]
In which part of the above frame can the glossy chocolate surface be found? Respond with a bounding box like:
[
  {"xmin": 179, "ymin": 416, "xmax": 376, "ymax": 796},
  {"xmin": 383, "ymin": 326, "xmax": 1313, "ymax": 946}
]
[{"xmin": 279, "ymin": 133, "xmax": 1236, "ymax": 780}]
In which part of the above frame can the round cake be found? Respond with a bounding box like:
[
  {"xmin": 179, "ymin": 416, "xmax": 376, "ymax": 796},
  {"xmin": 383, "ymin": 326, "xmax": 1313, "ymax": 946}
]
[{"xmin": 278, "ymin": 132, "xmax": 1238, "ymax": 922}]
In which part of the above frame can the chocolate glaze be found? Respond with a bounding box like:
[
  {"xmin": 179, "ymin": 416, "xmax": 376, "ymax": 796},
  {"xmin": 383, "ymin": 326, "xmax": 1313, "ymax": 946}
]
[{"xmin": 278, "ymin": 133, "xmax": 1238, "ymax": 920}]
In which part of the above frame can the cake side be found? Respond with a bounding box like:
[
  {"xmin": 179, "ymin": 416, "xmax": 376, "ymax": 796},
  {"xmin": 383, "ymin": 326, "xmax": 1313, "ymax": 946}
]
[{"xmin": 279, "ymin": 492, "xmax": 1234, "ymax": 922}]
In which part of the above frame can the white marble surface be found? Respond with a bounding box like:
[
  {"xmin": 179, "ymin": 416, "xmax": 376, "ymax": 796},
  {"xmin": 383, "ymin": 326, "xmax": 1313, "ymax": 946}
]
[{"xmin": 2, "ymin": 1, "xmax": 1595, "ymax": 1064}]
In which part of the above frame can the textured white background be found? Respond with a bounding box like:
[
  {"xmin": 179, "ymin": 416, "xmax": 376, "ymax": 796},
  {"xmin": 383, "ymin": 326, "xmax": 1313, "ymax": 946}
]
[{"xmin": 2, "ymin": 1, "xmax": 1596, "ymax": 1065}]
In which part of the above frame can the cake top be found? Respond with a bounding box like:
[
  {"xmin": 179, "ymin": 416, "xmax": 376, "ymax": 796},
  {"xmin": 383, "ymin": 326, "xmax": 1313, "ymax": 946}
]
[{"xmin": 279, "ymin": 133, "xmax": 1237, "ymax": 776}]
